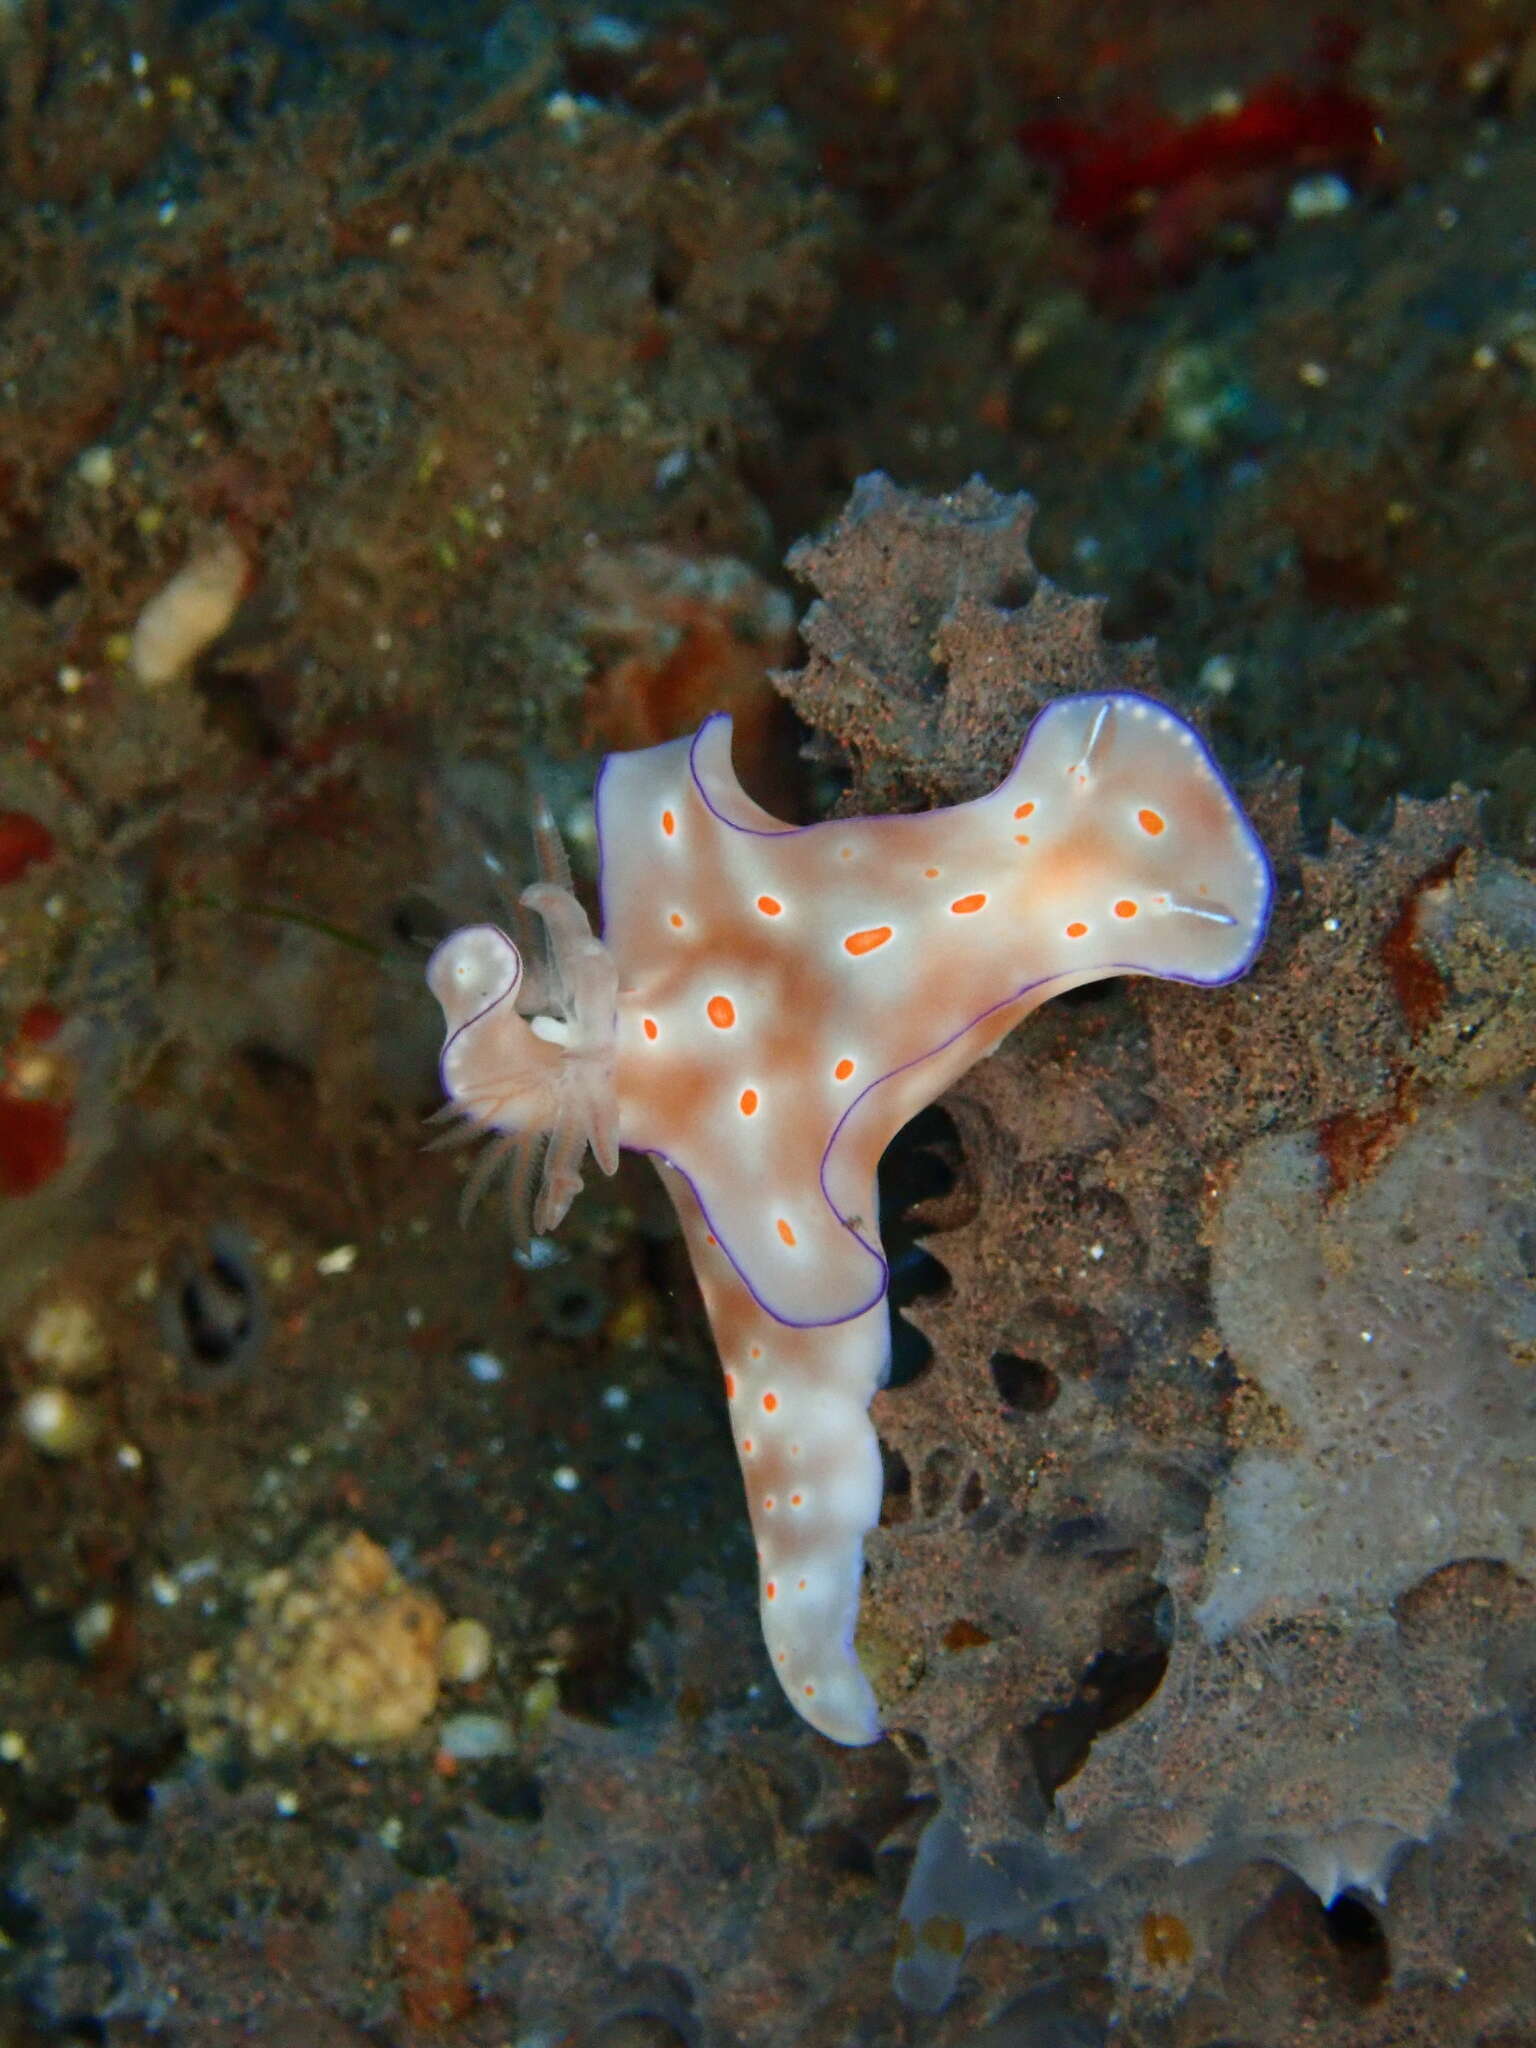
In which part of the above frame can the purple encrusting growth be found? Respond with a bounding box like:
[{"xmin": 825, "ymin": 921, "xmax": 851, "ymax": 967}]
[{"xmin": 428, "ymin": 691, "xmax": 1271, "ymax": 1742}]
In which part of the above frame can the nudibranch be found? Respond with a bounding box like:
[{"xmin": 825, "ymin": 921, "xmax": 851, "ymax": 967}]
[{"xmin": 428, "ymin": 693, "xmax": 1272, "ymax": 1744}]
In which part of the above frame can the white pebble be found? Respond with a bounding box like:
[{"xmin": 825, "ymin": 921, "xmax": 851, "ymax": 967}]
[
  {"xmin": 130, "ymin": 531, "xmax": 248, "ymax": 687},
  {"xmin": 438, "ymin": 1712, "xmax": 516, "ymax": 1760},
  {"xmin": 17, "ymin": 1387, "xmax": 102, "ymax": 1458},
  {"xmin": 1288, "ymin": 172, "xmax": 1352, "ymax": 220},
  {"xmin": 1198, "ymin": 654, "xmax": 1238, "ymax": 697},
  {"xmin": 76, "ymin": 445, "xmax": 116, "ymax": 489},
  {"xmin": 437, "ymin": 1618, "xmax": 493, "ymax": 1685}
]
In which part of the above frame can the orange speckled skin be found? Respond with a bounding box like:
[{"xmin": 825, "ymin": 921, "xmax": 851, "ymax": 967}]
[
  {"xmin": 600, "ymin": 698, "xmax": 1270, "ymax": 1331},
  {"xmin": 432, "ymin": 691, "xmax": 1270, "ymax": 1743}
]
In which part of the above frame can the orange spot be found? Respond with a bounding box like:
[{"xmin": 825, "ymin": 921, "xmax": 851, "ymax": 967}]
[
  {"xmin": 1114, "ymin": 899, "xmax": 1138, "ymax": 919},
  {"xmin": 739, "ymin": 1088, "xmax": 759, "ymax": 1117},
  {"xmin": 707, "ymin": 995, "xmax": 736, "ymax": 1029},
  {"xmin": 742, "ymin": 1437, "xmax": 754, "ymax": 1454},
  {"xmin": 756, "ymin": 895, "xmax": 782, "ymax": 916},
  {"xmin": 762, "ymin": 1391, "xmax": 778, "ymax": 1413},
  {"xmin": 844, "ymin": 925, "xmax": 893, "ymax": 956},
  {"xmin": 1065, "ymin": 920, "xmax": 1089, "ymax": 939},
  {"xmin": 777, "ymin": 1218, "xmax": 796, "ymax": 1247},
  {"xmin": 763, "ymin": 1496, "xmax": 776, "ymax": 1511},
  {"xmin": 950, "ymin": 892, "xmax": 987, "ymax": 915},
  {"xmin": 765, "ymin": 1580, "xmax": 777, "ymax": 1600},
  {"xmin": 834, "ymin": 1057, "xmax": 855, "ymax": 1081},
  {"xmin": 669, "ymin": 912, "xmax": 684, "ymax": 929},
  {"xmin": 724, "ymin": 1372, "xmax": 736, "ymax": 1400},
  {"xmin": 750, "ymin": 1344, "xmax": 762, "ymax": 1358},
  {"xmin": 1138, "ymin": 807, "xmax": 1165, "ymax": 835},
  {"xmin": 797, "ymin": 1577, "xmax": 807, "ymax": 1590},
  {"xmin": 662, "ymin": 809, "xmax": 676, "ymax": 837},
  {"xmin": 1014, "ymin": 834, "xmax": 1031, "ymax": 846},
  {"xmin": 1014, "ymin": 801, "xmax": 1035, "ymax": 820},
  {"xmin": 706, "ymin": 1232, "xmax": 717, "ymax": 1245},
  {"xmin": 642, "ymin": 1017, "xmax": 659, "ymax": 1041},
  {"xmin": 840, "ymin": 847, "xmax": 852, "ymax": 860},
  {"xmin": 777, "ymin": 1650, "xmax": 787, "ymax": 1664},
  {"xmin": 803, "ymin": 1683, "xmax": 816, "ymax": 1697},
  {"xmin": 790, "ymin": 1493, "xmax": 803, "ymax": 1507},
  {"xmin": 1142, "ymin": 1912, "xmax": 1194, "ymax": 1970},
  {"xmin": 923, "ymin": 866, "xmax": 940, "ymax": 879}
]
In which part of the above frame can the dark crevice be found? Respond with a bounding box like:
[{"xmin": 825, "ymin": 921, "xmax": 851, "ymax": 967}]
[
  {"xmin": 1024, "ymin": 1587, "xmax": 1173, "ymax": 1798},
  {"xmin": 1322, "ymin": 1891, "xmax": 1391, "ymax": 2004},
  {"xmin": 13, "ymin": 554, "xmax": 81, "ymax": 609},
  {"xmin": 880, "ymin": 1104, "xmax": 963, "ymax": 1388},
  {"xmin": 991, "ymin": 1351, "xmax": 1060, "ymax": 1413},
  {"xmin": 193, "ymin": 666, "xmax": 287, "ymax": 760},
  {"xmin": 554, "ymin": 1603, "xmax": 651, "ymax": 1727},
  {"xmin": 159, "ymin": 1226, "xmax": 266, "ymax": 1381}
]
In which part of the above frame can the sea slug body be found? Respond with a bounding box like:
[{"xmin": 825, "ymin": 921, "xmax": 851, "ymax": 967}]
[{"xmin": 428, "ymin": 691, "xmax": 1271, "ymax": 1743}]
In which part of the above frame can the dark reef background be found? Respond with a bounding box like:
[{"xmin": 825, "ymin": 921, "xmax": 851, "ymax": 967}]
[{"xmin": 0, "ymin": 2, "xmax": 1534, "ymax": 2042}]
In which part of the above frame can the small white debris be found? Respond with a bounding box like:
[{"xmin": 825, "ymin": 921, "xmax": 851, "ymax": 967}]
[
  {"xmin": 1297, "ymin": 360, "xmax": 1330, "ymax": 388},
  {"xmin": 437, "ymin": 1618, "xmax": 493, "ymax": 1685},
  {"xmin": 464, "ymin": 1350, "xmax": 504, "ymax": 1384},
  {"xmin": 571, "ymin": 13, "xmax": 643, "ymax": 52},
  {"xmin": 316, "ymin": 1244, "xmax": 358, "ymax": 1276},
  {"xmin": 1087, "ymin": 1242, "xmax": 1105, "ymax": 1262},
  {"xmin": 600, "ymin": 1384, "xmax": 630, "ymax": 1412},
  {"xmin": 514, "ymin": 1237, "xmax": 566, "ymax": 1270},
  {"xmin": 386, "ymin": 221, "xmax": 414, "ymax": 247},
  {"xmin": 1288, "ymin": 172, "xmax": 1352, "ymax": 219},
  {"xmin": 653, "ymin": 448, "xmax": 691, "ymax": 492},
  {"xmin": 550, "ymin": 1464, "xmax": 580, "ymax": 1493},
  {"xmin": 73, "ymin": 1600, "xmax": 117, "ymax": 1656},
  {"xmin": 17, "ymin": 1387, "xmax": 103, "ymax": 1458},
  {"xmin": 274, "ymin": 1790, "xmax": 301, "ymax": 1817},
  {"xmin": 130, "ymin": 530, "xmax": 248, "ymax": 688},
  {"xmin": 76, "ymin": 445, "xmax": 116, "ymax": 489},
  {"xmin": 544, "ymin": 90, "xmax": 589, "ymax": 133},
  {"xmin": 24, "ymin": 1298, "xmax": 112, "ymax": 1384},
  {"xmin": 438, "ymin": 1711, "xmax": 516, "ymax": 1761},
  {"xmin": 1198, "ymin": 654, "xmax": 1238, "ymax": 697},
  {"xmin": 1323, "ymin": 916, "xmax": 1341, "ymax": 933}
]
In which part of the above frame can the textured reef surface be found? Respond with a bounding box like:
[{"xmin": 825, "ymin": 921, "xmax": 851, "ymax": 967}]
[{"xmin": 2, "ymin": 1, "xmax": 1535, "ymax": 2043}]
